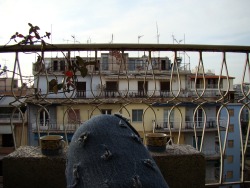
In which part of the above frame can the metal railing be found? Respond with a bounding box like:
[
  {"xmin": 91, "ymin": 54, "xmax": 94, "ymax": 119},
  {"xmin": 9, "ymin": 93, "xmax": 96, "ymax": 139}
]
[
  {"xmin": 0, "ymin": 43, "xmax": 250, "ymax": 187},
  {"xmin": 153, "ymin": 119, "xmax": 226, "ymax": 129},
  {"xmin": 0, "ymin": 113, "xmax": 23, "ymax": 121},
  {"xmin": 39, "ymin": 89, "xmax": 227, "ymax": 99}
]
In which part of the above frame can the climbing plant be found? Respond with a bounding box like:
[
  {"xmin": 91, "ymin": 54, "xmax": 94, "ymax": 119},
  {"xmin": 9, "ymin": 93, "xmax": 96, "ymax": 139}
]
[{"xmin": 6, "ymin": 23, "xmax": 96, "ymax": 94}]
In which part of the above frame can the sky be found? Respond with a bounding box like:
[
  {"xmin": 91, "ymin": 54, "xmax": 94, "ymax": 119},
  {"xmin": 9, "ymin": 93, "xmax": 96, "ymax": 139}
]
[{"xmin": 0, "ymin": 0, "xmax": 250, "ymax": 84}]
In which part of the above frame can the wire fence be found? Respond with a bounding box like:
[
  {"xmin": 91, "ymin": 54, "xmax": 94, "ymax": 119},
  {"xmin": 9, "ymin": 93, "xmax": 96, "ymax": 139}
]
[{"xmin": 0, "ymin": 43, "xmax": 250, "ymax": 187}]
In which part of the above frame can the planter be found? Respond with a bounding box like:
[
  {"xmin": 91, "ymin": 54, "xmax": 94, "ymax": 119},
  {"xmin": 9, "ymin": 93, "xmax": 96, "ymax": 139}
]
[{"xmin": 146, "ymin": 133, "xmax": 168, "ymax": 152}]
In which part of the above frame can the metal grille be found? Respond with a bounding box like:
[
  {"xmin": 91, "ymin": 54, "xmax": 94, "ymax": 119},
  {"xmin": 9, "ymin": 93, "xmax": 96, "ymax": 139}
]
[{"xmin": 0, "ymin": 43, "xmax": 250, "ymax": 187}]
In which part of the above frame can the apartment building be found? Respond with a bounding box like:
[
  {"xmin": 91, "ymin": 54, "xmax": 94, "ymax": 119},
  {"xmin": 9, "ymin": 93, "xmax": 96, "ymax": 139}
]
[
  {"xmin": 28, "ymin": 52, "xmax": 236, "ymax": 183},
  {"xmin": 0, "ymin": 77, "xmax": 28, "ymax": 178},
  {"xmin": 219, "ymin": 104, "xmax": 242, "ymax": 188}
]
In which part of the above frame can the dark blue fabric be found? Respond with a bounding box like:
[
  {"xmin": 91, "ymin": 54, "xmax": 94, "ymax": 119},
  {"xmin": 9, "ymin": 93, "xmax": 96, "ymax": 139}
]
[{"xmin": 66, "ymin": 114, "xmax": 169, "ymax": 188}]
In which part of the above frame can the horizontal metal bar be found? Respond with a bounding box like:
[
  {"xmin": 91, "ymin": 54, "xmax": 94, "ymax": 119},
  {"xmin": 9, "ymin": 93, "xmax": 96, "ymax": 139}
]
[{"xmin": 1, "ymin": 43, "xmax": 250, "ymax": 53}]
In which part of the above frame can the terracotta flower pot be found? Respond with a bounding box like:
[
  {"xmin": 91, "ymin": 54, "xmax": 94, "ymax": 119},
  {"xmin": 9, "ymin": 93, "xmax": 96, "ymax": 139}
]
[{"xmin": 146, "ymin": 133, "xmax": 167, "ymax": 152}]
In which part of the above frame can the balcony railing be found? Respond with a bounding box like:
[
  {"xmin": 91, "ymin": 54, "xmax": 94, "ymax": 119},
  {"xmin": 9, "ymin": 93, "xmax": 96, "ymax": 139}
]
[
  {"xmin": 43, "ymin": 89, "xmax": 228, "ymax": 99},
  {"xmin": 32, "ymin": 123, "xmax": 80, "ymax": 131},
  {"xmin": 0, "ymin": 113, "xmax": 24, "ymax": 122},
  {"xmin": 33, "ymin": 59, "xmax": 191, "ymax": 74},
  {"xmin": 1, "ymin": 43, "xmax": 250, "ymax": 187},
  {"xmin": 153, "ymin": 119, "xmax": 226, "ymax": 130}
]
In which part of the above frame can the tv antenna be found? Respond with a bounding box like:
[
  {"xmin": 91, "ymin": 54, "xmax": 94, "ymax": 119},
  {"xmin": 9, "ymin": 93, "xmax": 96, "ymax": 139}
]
[
  {"xmin": 0, "ymin": 59, "xmax": 8, "ymax": 77},
  {"xmin": 138, "ymin": 35, "xmax": 144, "ymax": 44},
  {"xmin": 138, "ymin": 35, "xmax": 144, "ymax": 58},
  {"xmin": 156, "ymin": 22, "xmax": 160, "ymax": 58},
  {"xmin": 110, "ymin": 34, "xmax": 114, "ymax": 43},
  {"xmin": 156, "ymin": 22, "xmax": 160, "ymax": 44}
]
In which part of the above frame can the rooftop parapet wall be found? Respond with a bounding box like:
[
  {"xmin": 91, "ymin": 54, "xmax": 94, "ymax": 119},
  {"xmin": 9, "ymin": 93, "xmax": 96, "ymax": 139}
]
[{"xmin": 3, "ymin": 145, "xmax": 205, "ymax": 188}]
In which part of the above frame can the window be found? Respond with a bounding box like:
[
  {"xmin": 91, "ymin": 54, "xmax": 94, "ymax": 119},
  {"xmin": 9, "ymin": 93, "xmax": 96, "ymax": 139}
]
[
  {"xmin": 95, "ymin": 60, "xmax": 100, "ymax": 71},
  {"xmin": 40, "ymin": 109, "xmax": 49, "ymax": 126},
  {"xmin": 161, "ymin": 60, "xmax": 166, "ymax": 70},
  {"xmin": 228, "ymin": 124, "xmax": 234, "ymax": 132},
  {"xmin": 194, "ymin": 108, "xmax": 204, "ymax": 128},
  {"xmin": 138, "ymin": 81, "xmax": 148, "ymax": 96},
  {"xmin": 76, "ymin": 82, "xmax": 86, "ymax": 90},
  {"xmin": 161, "ymin": 59, "xmax": 171, "ymax": 70},
  {"xmin": 160, "ymin": 82, "xmax": 170, "ymax": 97},
  {"xmin": 226, "ymin": 171, "xmax": 233, "ymax": 179},
  {"xmin": 207, "ymin": 79, "xmax": 216, "ymax": 88},
  {"xmin": 163, "ymin": 109, "xmax": 174, "ymax": 128},
  {"xmin": 59, "ymin": 60, "xmax": 65, "ymax": 71},
  {"xmin": 102, "ymin": 55, "xmax": 109, "ymax": 70},
  {"xmin": 2, "ymin": 134, "xmax": 14, "ymax": 147},
  {"xmin": 132, "ymin": 109, "xmax": 143, "ymax": 122},
  {"xmin": 196, "ymin": 79, "xmax": 203, "ymax": 89},
  {"xmin": 227, "ymin": 155, "xmax": 234, "ymax": 163},
  {"xmin": 128, "ymin": 59, "xmax": 136, "ymax": 71},
  {"xmin": 68, "ymin": 109, "xmax": 80, "ymax": 124},
  {"xmin": 160, "ymin": 82, "xmax": 170, "ymax": 91},
  {"xmin": 53, "ymin": 60, "xmax": 58, "ymax": 71},
  {"xmin": 135, "ymin": 60, "xmax": 144, "ymax": 70},
  {"xmin": 106, "ymin": 81, "xmax": 118, "ymax": 91},
  {"xmin": 105, "ymin": 81, "xmax": 118, "ymax": 97},
  {"xmin": 228, "ymin": 109, "xmax": 234, "ymax": 116},
  {"xmin": 228, "ymin": 140, "xmax": 234, "ymax": 148},
  {"xmin": 101, "ymin": 109, "xmax": 112, "ymax": 115},
  {"xmin": 76, "ymin": 82, "xmax": 86, "ymax": 98}
]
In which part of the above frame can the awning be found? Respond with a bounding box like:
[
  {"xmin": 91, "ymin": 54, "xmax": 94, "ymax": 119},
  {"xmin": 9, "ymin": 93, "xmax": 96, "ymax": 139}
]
[
  {"xmin": 0, "ymin": 96, "xmax": 26, "ymax": 107},
  {"xmin": 0, "ymin": 125, "xmax": 13, "ymax": 134}
]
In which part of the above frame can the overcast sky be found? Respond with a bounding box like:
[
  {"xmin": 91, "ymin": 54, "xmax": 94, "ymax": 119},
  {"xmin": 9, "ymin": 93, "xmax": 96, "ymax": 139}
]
[{"xmin": 0, "ymin": 0, "xmax": 250, "ymax": 84}]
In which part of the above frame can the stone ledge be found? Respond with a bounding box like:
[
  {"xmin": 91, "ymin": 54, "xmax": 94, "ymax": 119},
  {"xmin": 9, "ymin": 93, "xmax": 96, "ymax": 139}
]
[
  {"xmin": 3, "ymin": 145, "xmax": 205, "ymax": 188},
  {"xmin": 151, "ymin": 144, "xmax": 205, "ymax": 188}
]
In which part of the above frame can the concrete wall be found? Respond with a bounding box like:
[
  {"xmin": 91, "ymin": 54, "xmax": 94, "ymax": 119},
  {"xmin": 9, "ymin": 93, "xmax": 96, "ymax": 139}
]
[{"xmin": 3, "ymin": 145, "xmax": 205, "ymax": 188}]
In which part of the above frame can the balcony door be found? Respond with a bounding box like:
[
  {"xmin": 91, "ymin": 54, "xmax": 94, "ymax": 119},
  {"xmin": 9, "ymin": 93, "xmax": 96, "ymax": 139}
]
[
  {"xmin": 138, "ymin": 81, "xmax": 148, "ymax": 96},
  {"xmin": 160, "ymin": 82, "xmax": 170, "ymax": 97},
  {"xmin": 105, "ymin": 81, "xmax": 118, "ymax": 97},
  {"xmin": 194, "ymin": 108, "xmax": 204, "ymax": 128},
  {"xmin": 76, "ymin": 82, "xmax": 86, "ymax": 98},
  {"xmin": 163, "ymin": 109, "xmax": 174, "ymax": 128},
  {"xmin": 68, "ymin": 109, "xmax": 80, "ymax": 124},
  {"xmin": 40, "ymin": 109, "xmax": 49, "ymax": 126},
  {"xmin": 101, "ymin": 109, "xmax": 112, "ymax": 115}
]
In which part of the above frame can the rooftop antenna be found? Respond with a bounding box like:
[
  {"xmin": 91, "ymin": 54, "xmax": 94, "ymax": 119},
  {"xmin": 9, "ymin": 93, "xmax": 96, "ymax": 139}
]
[
  {"xmin": 156, "ymin": 22, "xmax": 160, "ymax": 44},
  {"xmin": 110, "ymin": 34, "xmax": 113, "ymax": 43},
  {"xmin": 172, "ymin": 34, "xmax": 189, "ymax": 65},
  {"xmin": 138, "ymin": 35, "xmax": 144, "ymax": 58},
  {"xmin": 72, "ymin": 35, "xmax": 76, "ymax": 57},
  {"xmin": 138, "ymin": 35, "xmax": 144, "ymax": 44},
  {"xmin": 156, "ymin": 22, "xmax": 160, "ymax": 58},
  {"xmin": 63, "ymin": 39, "xmax": 70, "ymax": 43},
  {"xmin": 171, "ymin": 34, "xmax": 175, "ymax": 44},
  {"xmin": 1, "ymin": 59, "xmax": 8, "ymax": 78},
  {"xmin": 87, "ymin": 37, "xmax": 91, "ymax": 58}
]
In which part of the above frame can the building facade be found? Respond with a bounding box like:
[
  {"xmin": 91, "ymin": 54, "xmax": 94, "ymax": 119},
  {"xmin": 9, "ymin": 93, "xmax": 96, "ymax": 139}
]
[
  {"xmin": 28, "ymin": 52, "xmax": 236, "ymax": 183},
  {"xmin": 0, "ymin": 77, "xmax": 28, "ymax": 178}
]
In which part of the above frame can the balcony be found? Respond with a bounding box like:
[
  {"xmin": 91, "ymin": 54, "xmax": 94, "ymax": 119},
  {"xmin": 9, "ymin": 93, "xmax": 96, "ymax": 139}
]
[
  {"xmin": 1, "ymin": 43, "xmax": 250, "ymax": 187},
  {"xmin": 39, "ymin": 89, "xmax": 230, "ymax": 101},
  {"xmin": 153, "ymin": 119, "xmax": 226, "ymax": 131},
  {"xmin": 32, "ymin": 123, "xmax": 80, "ymax": 131},
  {"xmin": 0, "ymin": 113, "xmax": 24, "ymax": 123}
]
